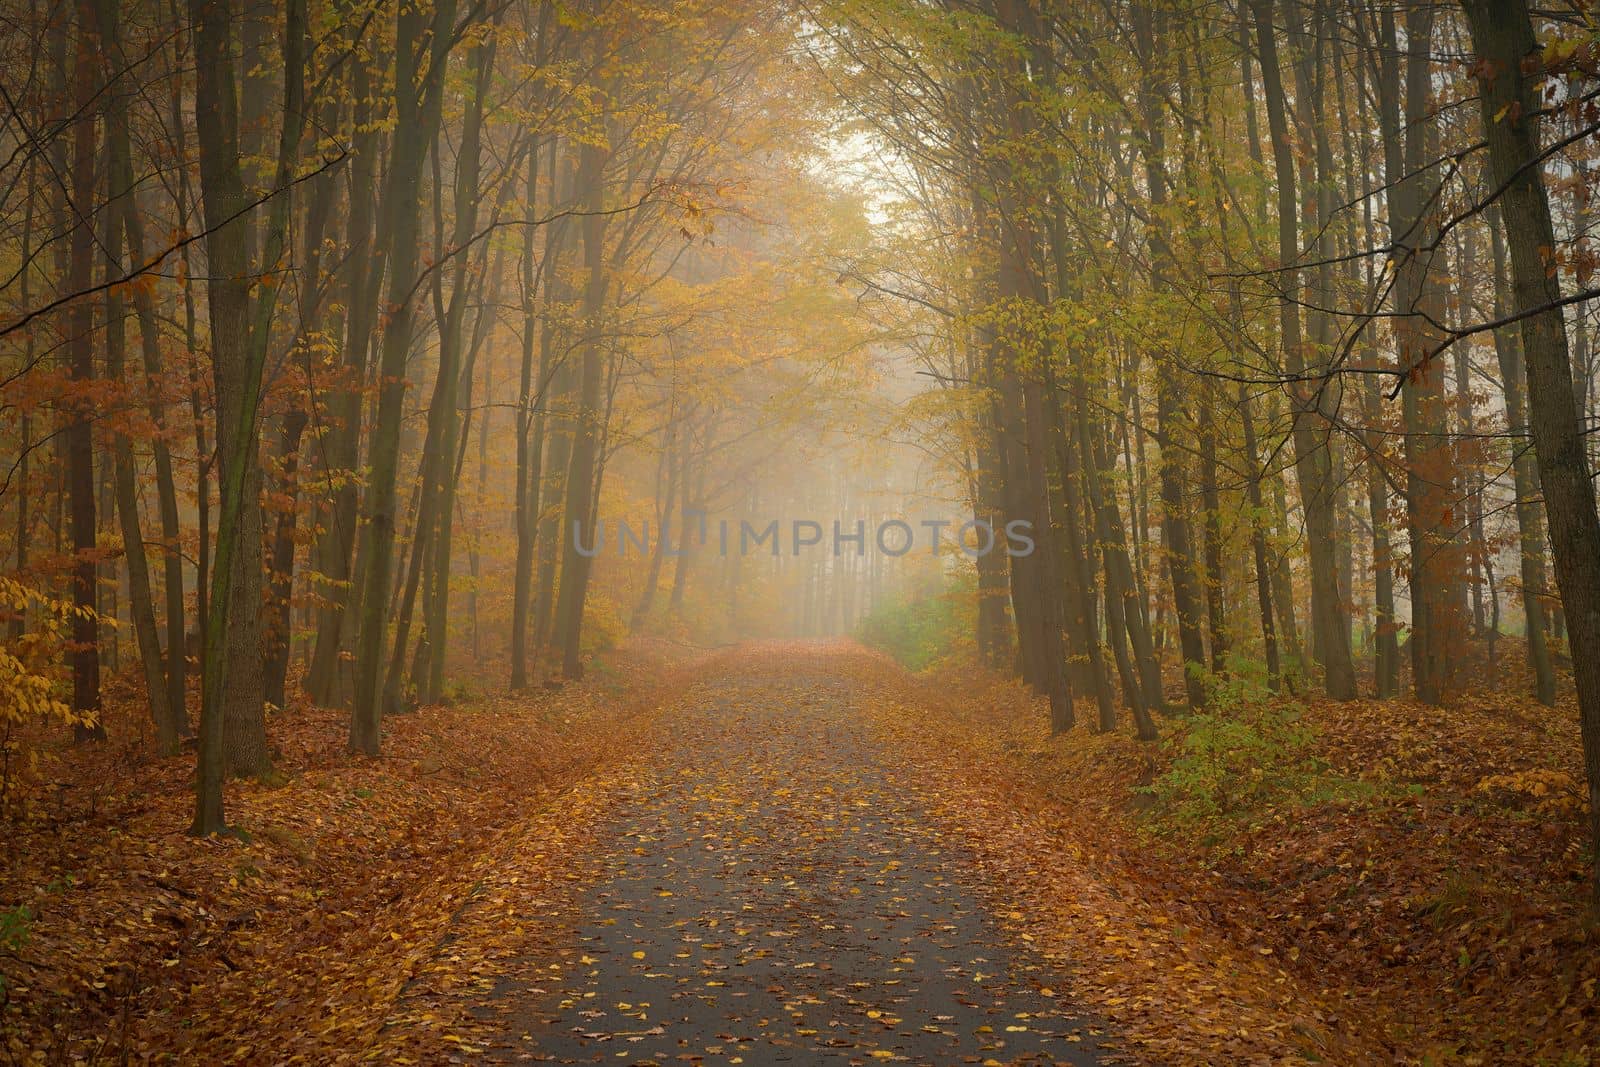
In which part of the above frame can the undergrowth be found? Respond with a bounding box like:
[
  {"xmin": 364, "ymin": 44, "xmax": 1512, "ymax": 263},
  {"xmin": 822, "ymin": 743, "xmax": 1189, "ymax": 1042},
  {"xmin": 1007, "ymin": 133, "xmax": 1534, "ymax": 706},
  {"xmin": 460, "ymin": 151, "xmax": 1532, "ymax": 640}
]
[
  {"xmin": 855, "ymin": 572, "xmax": 974, "ymax": 670},
  {"xmin": 1140, "ymin": 654, "xmax": 1368, "ymax": 838}
]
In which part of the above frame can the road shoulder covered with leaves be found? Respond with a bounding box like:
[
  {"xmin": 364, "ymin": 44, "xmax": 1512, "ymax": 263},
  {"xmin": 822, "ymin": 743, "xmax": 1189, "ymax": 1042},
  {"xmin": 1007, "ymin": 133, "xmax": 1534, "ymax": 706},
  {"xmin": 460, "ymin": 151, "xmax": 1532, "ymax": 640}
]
[
  {"xmin": 860, "ymin": 651, "xmax": 1600, "ymax": 1064},
  {"xmin": 0, "ymin": 644, "xmax": 686, "ymax": 1063}
]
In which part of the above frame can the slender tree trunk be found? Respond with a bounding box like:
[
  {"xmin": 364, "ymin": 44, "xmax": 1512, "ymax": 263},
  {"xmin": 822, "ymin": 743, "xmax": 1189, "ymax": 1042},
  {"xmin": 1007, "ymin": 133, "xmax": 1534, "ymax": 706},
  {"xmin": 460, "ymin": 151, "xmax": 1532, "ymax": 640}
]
[
  {"xmin": 532, "ymin": 152, "xmax": 578, "ymax": 664},
  {"xmin": 349, "ymin": 0, "xmax": 458, "ymax": 755},
  {"xmin": 419, "ymin": 35, "xmax": 496, "ymax": 703},
  {"xmin": 65, "ymin": 0, "xmax": 104, "ymax": 742},
  {"xmin": 1377, "ymin": 1, "xmax": 1466, "ymax": 705},
  {"xmin": 11, "ymin": 154, "xmax": 33, "ymax": 645},
  {"xmin": 307, "ymin": 38, "xmax": 381, "ymax": 707},
  {"xmin": 1087, "ymin": 412, "xmax": 1165, "ymax": 719},
  {"xmin": 166, "ymin": 0, "xmax": 208, "ymax": 682},
  {"xmin": 972, "ymin": 424, "xmax": 1014, "ymax": 669},
  {"xmin": 1452, "ymin": 227, "xmax": 1491, "ymax": 640},
  {"xmin": 1464, "ymin": 0, "xmax": 1600, "ymax": 911},
  {"xmin": 511, "ymin": 139, "xmax": 547, "ymax": 689},
  {"xmin": 262, "ymin": 410, "xmax": 308, "ymax": 713},
  {"xmin": 533, "ymin": 356, "xmax": 575, "ymax": 658},
  {"xmin": 262, "ymin": 94, "xmax": 340, "ymax": 714},
  {"xmin": 633, "ymin": 422, "xmax": 679, "ymax": 627},
  {"xmin": 99, "ymin": 20, "xmax": 173, "ymax": 749},
  {"xmin": 1132, "ymin": 2, "xmax": 1208, "ymax": 710},
  {"xmin": 468, "ymin": 359, "xmax": 489, "ymax": 663},
  {"xmin": 1488, "ymin": 217, "xmax": 1557, "ymax": 703},
  {"xmin": 1199, "ymin": 385, "xmax": 1228, "ymax": 676},
  {"xmin": 1049, "ymin": 378, "xmax": 1117, "ymax": 732},
  {"xmin": 1238, "ymin": 383, "xmax": 1282, "ymax": 692},
  {"xmin": 1251, "ymin": 0, "xmax": 1356, "ymax": 700},
  {"xmin": 120, "ymin": 149, "xmax": 188, "ymax": 736},
  {"xmin": 189, "ymin": 0, "xmax": 305, "ymax": 831},
  {"xmin": 553, "ymin": 135, "xmax": 610, "ymax": 680},
  {"xmin": 100, "ymin": 0, "xmax": 188, "ymax": 735}
]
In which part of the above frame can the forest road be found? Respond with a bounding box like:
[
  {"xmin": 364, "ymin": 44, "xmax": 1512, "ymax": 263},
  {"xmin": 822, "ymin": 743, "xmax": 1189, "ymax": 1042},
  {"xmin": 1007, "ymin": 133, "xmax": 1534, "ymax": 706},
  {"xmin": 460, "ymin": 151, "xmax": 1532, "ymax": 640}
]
[{"xmin": 467, "ymin": 663, "xmax": 1112, "ymax": 1065}]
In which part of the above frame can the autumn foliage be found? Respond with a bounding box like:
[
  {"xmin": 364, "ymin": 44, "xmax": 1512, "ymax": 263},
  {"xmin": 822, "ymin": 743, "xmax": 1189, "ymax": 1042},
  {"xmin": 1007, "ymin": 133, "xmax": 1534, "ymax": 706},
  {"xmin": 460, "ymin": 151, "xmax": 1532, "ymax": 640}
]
[{"xmin": 4, "ymin": 0, "xmax": 1600, "ymax": 1061}]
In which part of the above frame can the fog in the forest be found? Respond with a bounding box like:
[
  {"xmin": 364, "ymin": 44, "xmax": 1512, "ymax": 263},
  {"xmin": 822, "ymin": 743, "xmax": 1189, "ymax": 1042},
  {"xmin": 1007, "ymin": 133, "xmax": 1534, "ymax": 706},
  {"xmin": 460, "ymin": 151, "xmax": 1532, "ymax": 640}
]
[{"xmin": 5, "ymin": 0, "xmax": 1600, "ymax": 1061}]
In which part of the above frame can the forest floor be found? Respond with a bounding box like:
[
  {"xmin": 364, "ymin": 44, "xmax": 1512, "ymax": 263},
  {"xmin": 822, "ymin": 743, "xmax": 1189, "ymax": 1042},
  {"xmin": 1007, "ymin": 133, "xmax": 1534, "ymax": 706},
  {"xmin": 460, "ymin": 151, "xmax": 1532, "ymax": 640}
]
[{"xmin": 1, "ymin": 640, "xmax": 1596, "ymax": 1064}]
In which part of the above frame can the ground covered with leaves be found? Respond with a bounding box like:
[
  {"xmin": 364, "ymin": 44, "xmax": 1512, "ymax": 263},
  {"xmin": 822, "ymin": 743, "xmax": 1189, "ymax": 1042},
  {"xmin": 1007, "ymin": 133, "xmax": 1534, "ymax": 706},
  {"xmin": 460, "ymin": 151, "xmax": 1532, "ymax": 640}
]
[
  {"xmin": 0, "ymin": 644, "xmax": 687, "ymax": 1063},
  {"xmin": 879, "ymin": 652, "xmax": 1599, "ymax": 1065},
  {"xmin": 4, "ymin": 641, "xmax": 1596, "ymax": 1064}
]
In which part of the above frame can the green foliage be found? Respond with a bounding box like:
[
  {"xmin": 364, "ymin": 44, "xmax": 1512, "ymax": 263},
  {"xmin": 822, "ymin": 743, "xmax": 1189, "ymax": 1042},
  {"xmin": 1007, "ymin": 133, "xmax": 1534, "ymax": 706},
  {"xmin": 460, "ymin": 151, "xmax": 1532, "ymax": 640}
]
[
  {"xmin": 0, "ymin": 904, "xmax": 31, "ymax": 953},
  {"xmin": 1140, "ymin": 678, "xmax": 1330, "ymax": 835},
  {"xmin": 1190, "ymin": 648, "xmax": 1275, "ymax": 710},
  {"xmin": 0, "ymin": 903, "xmax": 32, "ymax": 1000},
  {"xmin": 855, "ymin": 572, "xmax": 974, "ymax": 671},
  {"xmin": 441, "ymin": 677, "xmax": 485, "ymax": 707}
]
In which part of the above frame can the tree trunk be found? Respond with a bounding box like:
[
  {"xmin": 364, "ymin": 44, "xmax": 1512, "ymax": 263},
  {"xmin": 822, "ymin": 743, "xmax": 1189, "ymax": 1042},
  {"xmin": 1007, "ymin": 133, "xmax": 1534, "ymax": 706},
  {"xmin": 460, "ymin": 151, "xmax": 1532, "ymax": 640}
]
[
  {"xmin": 1087, "ymin": 412, "xmax": 1165, "ymax": 720},
  {"xmin": 1238, "ymin": 382, "xmax": 1282, "ymax": 692},
  {"xmin": 1251, "ymin": 0, "xmax": 1356, "ymax": 700},
  {"xmin": 633, "ymin": 423, "xmax": 679, "ymax": 628},
  {"xmin": 262, "ymin": 410, "xmax": 308, "ymax": 714},
  {"xmin": 1132, "ymin": 2, "xmax": 1209, "ymax": 711},
  {"xmin": 99, "ymin": 17, "xmax": 173, "ymax": 749},
  {"xmin": 101, "ymin": 0, "xmax": 189, "ymax": 737},
  {"xmin": 511, "ymin": 140, "xmax": 548, "ymax": 689},
  {"xmin": 1377, "ymin": 0, "xmax": 1467, "ymax": 705},
  {"xmin": 419, "ymin": 34, "xmax": 496, "ymax": 703},
  {"xmin": 1199, "ymin": 385, "xmax": 1228, "ymax": 677},
  {"xmin": 11, "ymin": 153, "xmax": 33, "ymax": 645},
  {"xmin": 553, "ymin": 134, "xmax": 610, "ymax": 680},
  {"xmin": 349, "ymin": 0, "xmax": 458, "ymax": 755},
  {"xmin": 1464, "ymin": 0, "xmax": 1600, "ymax": 908},
  {"xmin": 1488, "ymin": 217, "xmax": 1557, "ymax": 704},
  {"xmin": 1049, "ymin": 379, "xmax": 1117, "ymax": 732},
  {"xmin": 306, "ymin": 37, "xmax": 381, "ymax": 708},
  {"xmin": 66, "ymin": 0, "xmax": 104, "ymax": 742},
  {"xmin": 101, "ymin": 45, "xmax": 175, "ymax": 751},
  {"xmin": 189, "ymin": 0, "xmax": 305, "ymax": 831}
]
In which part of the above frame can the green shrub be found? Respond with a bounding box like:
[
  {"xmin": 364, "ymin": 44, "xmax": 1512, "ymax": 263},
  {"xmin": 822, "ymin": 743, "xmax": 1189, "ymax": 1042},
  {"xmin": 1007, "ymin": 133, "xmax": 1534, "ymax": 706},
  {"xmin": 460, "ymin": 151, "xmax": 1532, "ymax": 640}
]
[
  {"xmin": 0, "ymin": 904, "xmax": 30, "ymax": 953},
  {"xmin": 856, "ymin": 573, "xmax": 974, "ymax": 670},
  {"xmin": 1140, "ymin": 691, "xmax": 1326, "ymax": 835},
  {"xmin": 0, "ymin": 903, "xmax": 32, "ymax": 1000}
]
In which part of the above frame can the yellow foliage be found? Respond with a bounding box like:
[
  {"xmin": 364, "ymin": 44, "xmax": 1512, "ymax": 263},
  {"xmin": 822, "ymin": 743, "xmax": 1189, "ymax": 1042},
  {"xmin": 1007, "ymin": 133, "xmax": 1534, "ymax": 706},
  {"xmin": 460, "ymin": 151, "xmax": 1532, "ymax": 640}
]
[
  {"xmin": 1474, "ymin": 769, "xmax": 1584, "ymax": 817},
  {"xmin": 0, "ymin": 576, "xmax": 99, "ymax": 814},
  {"xmin": 581, "ymin": 594, "xmax": 628, "ymax": 655}
]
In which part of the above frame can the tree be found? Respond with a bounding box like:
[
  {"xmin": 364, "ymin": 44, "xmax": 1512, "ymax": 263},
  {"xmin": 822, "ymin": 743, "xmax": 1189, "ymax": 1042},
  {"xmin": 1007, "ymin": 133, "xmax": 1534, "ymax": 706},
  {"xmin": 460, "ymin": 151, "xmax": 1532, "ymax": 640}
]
[
  {"xmin": 1462, "ymin": 0, "xmax": 1600, "ymax": 909},
  {"xmin": 188, "ymin": 0, "xmax": 306, "ymax": 832},
  {"xmin": 349, "ymin": 0, "xmax": 461, "ymax": 755},
  {"xmin": 64, "ymin": 0, "xmax": 103, "ymax": 742}
]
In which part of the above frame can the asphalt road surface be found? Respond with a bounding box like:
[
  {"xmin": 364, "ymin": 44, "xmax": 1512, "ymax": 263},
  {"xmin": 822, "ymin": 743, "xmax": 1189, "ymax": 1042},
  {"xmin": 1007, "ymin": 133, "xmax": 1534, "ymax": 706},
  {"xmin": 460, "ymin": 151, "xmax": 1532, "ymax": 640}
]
[{"xmin": 480, "ymin": 670, "xmax": 1109, "ymax": 1065}]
